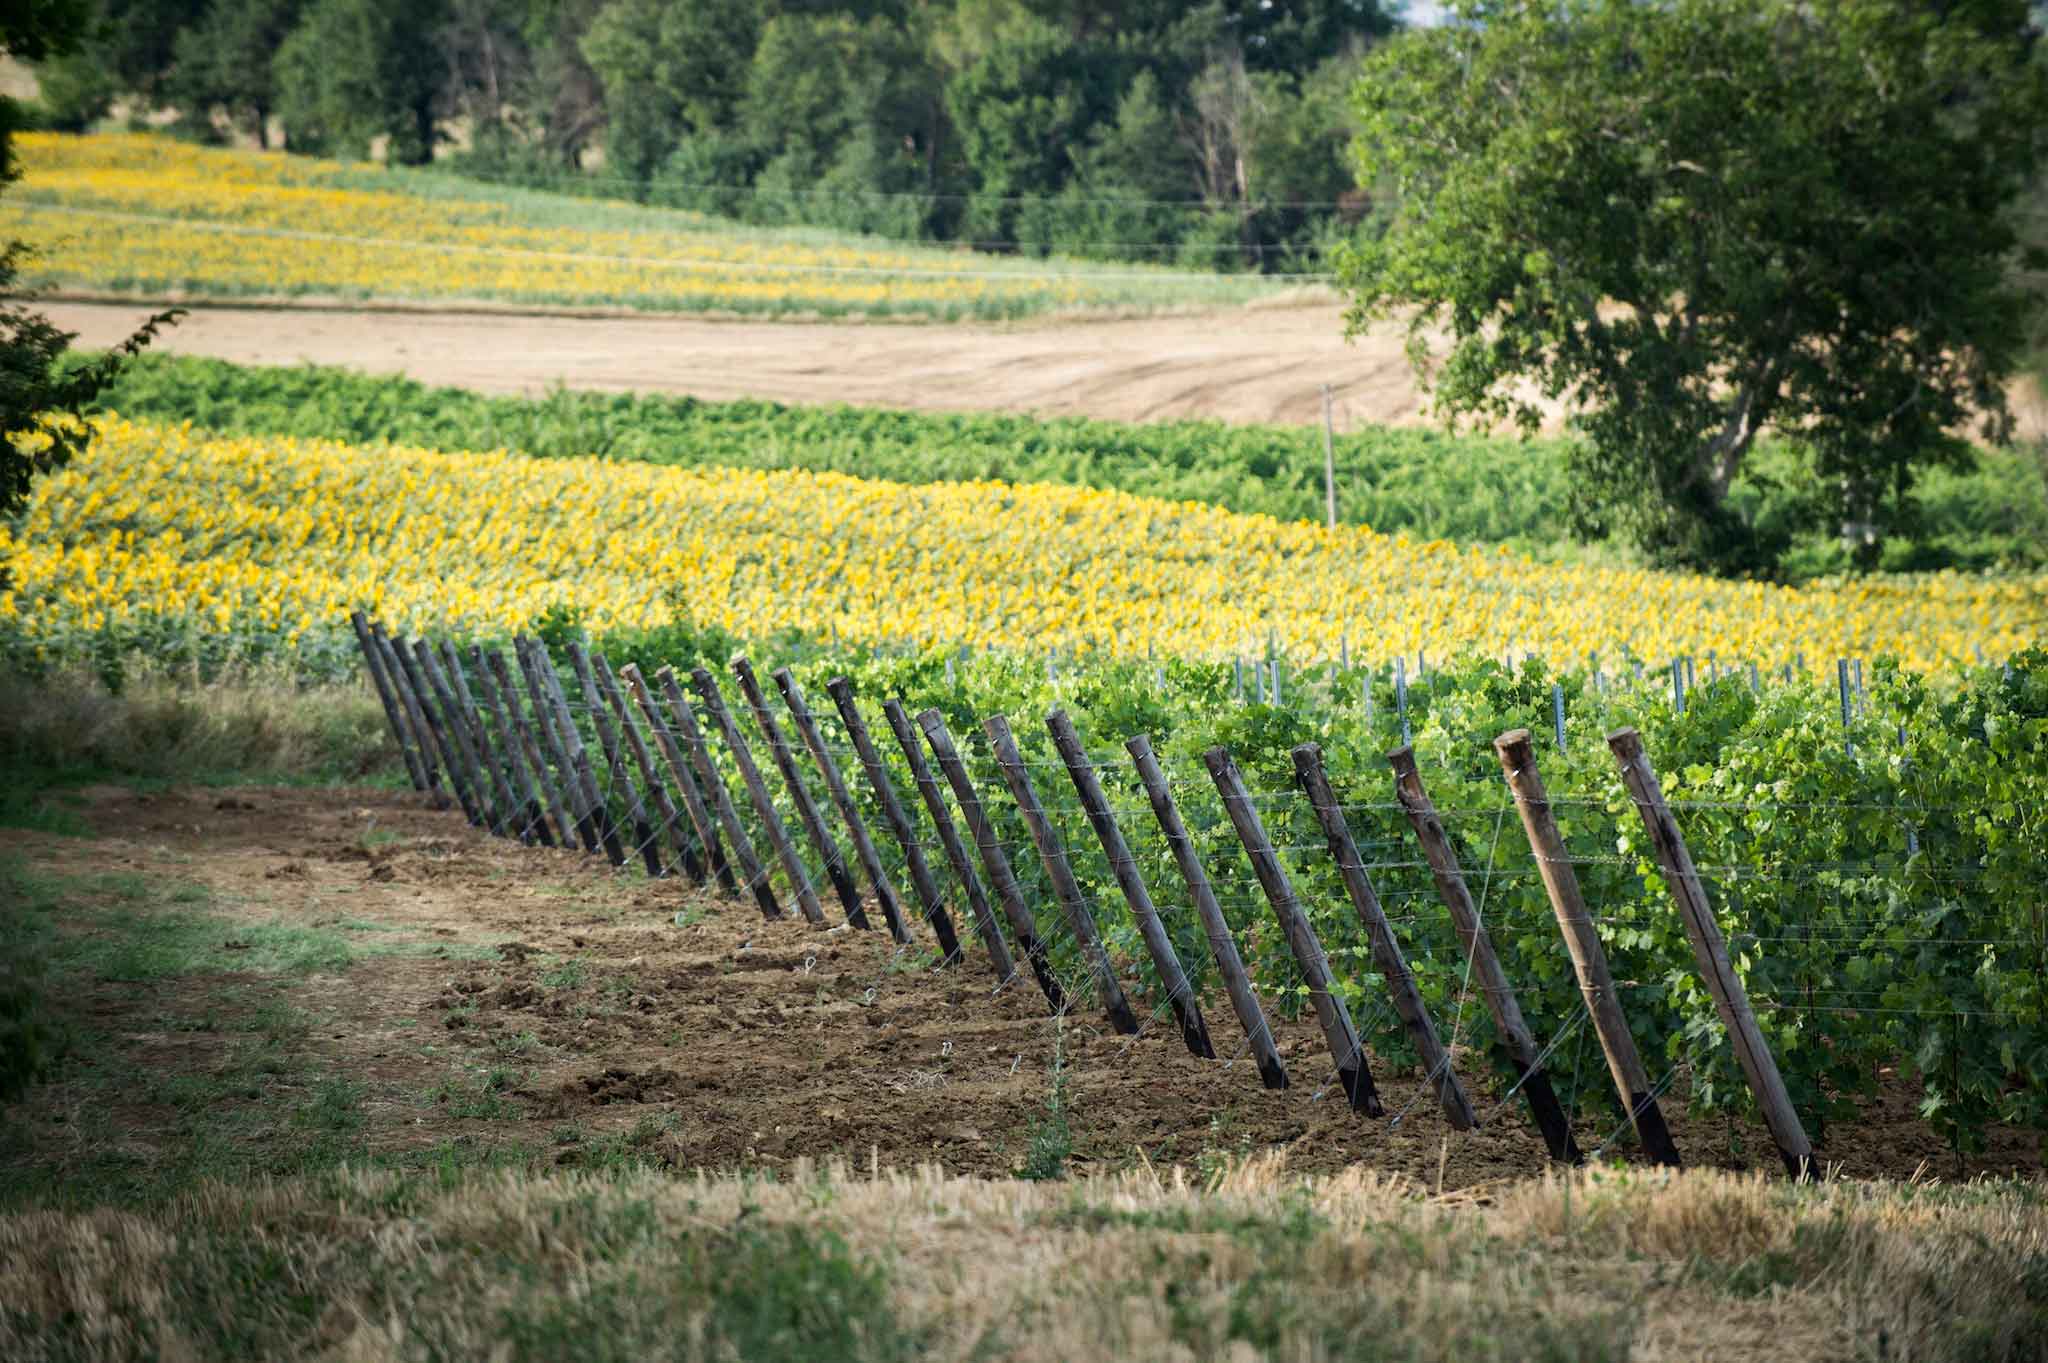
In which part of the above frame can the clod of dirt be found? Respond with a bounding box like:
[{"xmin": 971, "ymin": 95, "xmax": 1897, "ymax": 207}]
[
  {"xmin": 265, "ymin": 861, "xmax": 308, "ymax": 880},
  {"xmin": 562, "ymin": 1067, "xmax": 681, "ymax": 1106},
  {"xmin": 496, "ymin": 941, "xmax": 538, "ymax": 963},
  {"xmin": 368, "ymin": 864, "xmax": 398, "ymax": 882},
  {"xmin": 214, "ymin": 797, "xmax": 258, "ymax": 812},
  {"xmin": 493, "ymin": 982, "xmax": 540, "ymax": 1008}
]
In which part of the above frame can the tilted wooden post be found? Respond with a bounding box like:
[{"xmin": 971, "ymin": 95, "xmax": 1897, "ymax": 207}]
[
  {"xmin": 1045, "ymin": 710, "xmax": 1211, "ymax": 1054},
  {"xmin": 350, "ymin": 611, "xmax": 427, "ymax": 791},
  {"xmin": 595, "ymin": 652, "xmax": 704, "ymax": 883},
  {"xmin": 622, "ymin": 663, "xmax": 736, "ymax": 894},
  {"xmin": 442, "ymin": 642, "xmax": 524, "ymax": 841},
  {"xmin": 389, "ymin": 634, "xmax": 474, "ymax": 823},
  {"xmin": 1207, "ymin": 746, "xmax": 1379, "ymax": 1113},
  {"xmin": 1129, "ymin": 737, "xmax": 1284, "ymax": 1088},
  {"xmin": 513, "ymin": 637, "xmax": 600, "ymax": 854},
  {"xmin": 470, "ymin": 644, "xmax": 555, "ymax": 847},
  {"xmin": 408, "ymin": 639, "xmax": 488, "ymax": 829},
  {"xmin": 658, "ymin": 667, "xmax": 782, "ymax": 919},
  {"xmin": 528, "ymin": 638, "xmax": 626, "ymax": 867},
  {"xmin": 884, "ymin": 699, "xmax": 1009, "ymax": 978},
  {"xmin": 829, "ymin": 679, "xmax": 962, "ymax": 963},
  {"xmin": 1495, "ymin": 729, "xmax": 1681, "ymax": 1166},
  {"xmin": 1609, "ymin": 727, "xmax": 1812, "ymax": 1178},
  {"xmin": 1388, "ymin": 746, "xmax": 1580, "ymax": 1162},
  {"xmin": 568, "ymin": 641, "xmax": 663, "ymax": 877},
  {"xmin": 732, "ymin": 658, "xmax": 868, "ymax": 928},
  {"xmin": 775, "ymin": 668, "xmax": 911, "ymax": 943},
  {"xmin": 692, "ymin": 666, "xmax": 825, "ymax": 924},
  {"xmin": 985, "ymin": 714, "xmax": 1139, "ymax": 1034},
  {"xmin": 370, "ymin": 622, "xmax": 446, "ymax": 806},
  {"xmin": 1292, "ymin": 743, "xmax": 1474, "ymax": 1130},
  {"xmin": 917, "ymin": 708, "xmax": 1065, "ymax": 1012}
]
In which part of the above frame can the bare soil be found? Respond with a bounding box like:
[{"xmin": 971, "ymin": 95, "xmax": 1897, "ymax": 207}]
[{"xmin": 4, "ymin": 782, "xmax": 2040, "ymax": 1190}]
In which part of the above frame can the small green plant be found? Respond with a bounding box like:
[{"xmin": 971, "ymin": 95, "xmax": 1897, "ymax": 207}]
[
  {"xmin": 540, "ymin": 956, "xmax": 588, "ymax": 990},
  {"xmin": 1016, "ymin": 1019, "xmax": 1074, "ymax": 1182}
]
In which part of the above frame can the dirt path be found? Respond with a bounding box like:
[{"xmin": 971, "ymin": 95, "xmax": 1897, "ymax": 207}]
[{"xmin": 4, "ymin": 782, "xmax": 2037, "ymax": 1187}]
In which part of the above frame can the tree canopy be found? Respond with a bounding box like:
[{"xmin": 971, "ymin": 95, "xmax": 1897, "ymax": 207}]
[{"xmin": 1342, "ymin": 0, "xmax": 2048, "ymax": 573}]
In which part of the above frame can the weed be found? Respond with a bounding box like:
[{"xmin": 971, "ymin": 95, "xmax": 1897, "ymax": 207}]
[{"xmin": 1016, "ymin": 1019, "xmax": 1074, "ymax": 1182}]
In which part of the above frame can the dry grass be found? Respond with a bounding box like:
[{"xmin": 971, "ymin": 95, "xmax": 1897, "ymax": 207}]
[{"xmin": 0, "ymin": 1158, "xmax": 2040, "ymax": 1362}]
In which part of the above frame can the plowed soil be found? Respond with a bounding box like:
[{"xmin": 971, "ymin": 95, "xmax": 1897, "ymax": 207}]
[{"xmin": 6, "ymin": 783, "xmax": 2041, "ymax": 1189}]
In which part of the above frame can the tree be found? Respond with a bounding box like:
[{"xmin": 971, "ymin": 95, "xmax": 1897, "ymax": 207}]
[
  {"xmin": 580, "ymin": 0, "xmax": 759, "ymax": 187},
  {"xmin": 165, "ymin": 0, "xmax": 302, "ymax": 146},
  {"xmin": 272, "ymin": 0, "xmax": 449, "ymax": 163},
  {"xmin": 1342, "ymin": 0, "xmax": 2048, "ymax": 573}
]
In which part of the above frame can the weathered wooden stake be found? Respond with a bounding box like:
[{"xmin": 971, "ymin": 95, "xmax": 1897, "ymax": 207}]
[
  {"xmin": 1293, "ymin": 743, "xmax": 1474, "ymax": 1129},
  {"xmin": 387, "ymin": 633, "xmax": 473, "ymax": 821},
  {"xmin": 530, "ymin": 639, "xmax": 627, "ymax": 867},
  {"xmin": 1495, "ymin": 729, "xmax": 1681, "ymax": 1166},
  {"xmin": 828, "ymin": 679, "xmax": 962, "ymax": 962},
  {"xmin": 488, "ymin": 645, "xmax": 572, "ymax": 848},
  {"xmin": 512, "ymin": 638, "xmax": 601, "ymax": 854},
  {"xmin": 657, "ymin": 667, "xmax": 781, "ymax": 918},
  {"xmin": 692, "ymin": 666, "xmax": 824, "ymax": 924},
  {"xmin": 917, "ymin": 708, "xmax": 1065, "ymax": 1012},
  {"xmin": 407, "ymin": 639, "xmax": 487, "ymax": 828},
  {"xmin": 568, "ymin": 642, "xmax": 662, "ymax": 876},
  {"xmin": 733, "ymin": 658, "xmax": 866, "ymax": 928},
  {"xmin": 370, "ymin": 622, "xmax": 446, "ymax": 806},
  {"xmin": 985, "ymin": 715, "xmax": 1138, "ymax": 1033},
  {"xmin": 1609, "ymin": 727, "xmax": 1812, "ymax": 1178},
  {"xmin": 1128, "ymin": 737, "xmax": 1285, "ymax": 1087},
  {"xmin": 622, "ymin": 663, "xmax": 734, "ymax": 893},
  {"xmin": 885, "ymin": 699, "xmax": 1008, "ymax": 977},
  {"xmin": 1048, "ymin": 711, "xmax": 1213, "ymax": 1057},
  {"xmin": 1206, "ymin": 746, "xmax": 1380, "ymax": 1113},
  {"xmin": 470, "ymin": 644, "xmax": 555, "ymax": 846},
  {"xmin": 1387, "ymin": 746, "xmax": 1580, "ymax": 1162},
  {"xmin": 441, "ymin": 642, "xmax": 522, "ymax": 840},
  {"xmin": 350, "ymin": 611, "xmax": 427, "ymax": 791},
  {"xmin": 595, "ymin": 653, "xmax": 702, "ymax": 882},
  {"xmin": 775, "ymin": 669, "xmax": 909, "ymax": 942}
]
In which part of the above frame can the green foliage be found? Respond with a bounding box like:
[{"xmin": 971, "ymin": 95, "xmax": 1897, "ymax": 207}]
[
  {"xmin": 271, "ymin": 0, "xmax": 448, "ymax": 163},
  {"xmin": 1344, "ymin": 0, "xmax": 2048, "ymax": 576},
  {"xmin": 87, "ymin": 352, "xmax": 2048, "ymax": 576},
  {"xmin": 1016, "ymin": 1019, "xmax": 1074, "ymax": 1180}
]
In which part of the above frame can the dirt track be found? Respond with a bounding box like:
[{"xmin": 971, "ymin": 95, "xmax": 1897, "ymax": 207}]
[{"xmin": 4, "ymin": 782, "xmax": 2038, "ymax": 1187}]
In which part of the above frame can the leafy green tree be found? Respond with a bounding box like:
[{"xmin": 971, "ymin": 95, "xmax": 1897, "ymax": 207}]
[
  {"xmin": 580, "ymin": 0, "xmax": 759, "ymax": 187},
  {"xmin": 1343, "ymin": 0, "xmax": 2048, "ymax": 574},
  {"xmin": 165, "ymin": 0, "xmax": 302, "ymax": 146},
  {"xmin": 272, "ymin": 0, "xmax": 449, "ymax": 163}
]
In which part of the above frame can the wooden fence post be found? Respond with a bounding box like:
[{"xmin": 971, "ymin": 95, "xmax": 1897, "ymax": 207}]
[
  {"xmin": 884, "ymin": 699, "xmax": 1010, "ymax": 979},
  {"xmin": 829, "ymin": 679, "xmax": 962, "ymax": 963},
  {"xmin": 595, "ymin": 652, "xmax": 703, "ymax": 883},
  {"xmin": 1207, "ymin": 746, "xmax": 1379, "ymax": 1113},
  {"xmin": 1495, "ymin": 729, "xmax": 1681, "ymax": 1166},
  {"xmin": 470, "ymin": 644, "xmax": 555, "ymax": 847},
  {"xmin": 442, "ymin": 642, "xmax": 524, "ymax": 841},
  {"xmin": 1128, "ymin": 737, "xmax": 1285, "ymax": 1088},
  {"xmin": 568, "ymin": 642, "xmax": 662, "ymax": 876},
  {"xmin": 390, "ymin": 634, "xmax": 475, "ymax": 823},
  {"xmin": 622, "ymin": 663, "xmax": 735, "ymax": 893},
  {"xmin": 370, "ymin": 622, "xmax": 447, "ymax": 806},
  {"xmin": 407, "ymin": 639, "xmax": 489, "ymax": 829},
  {"xmin": 733, "ymin": 658, "xmax": 867, "ymax": 928},
  {"xmin": 775, "ymin": 668, "xmax": 910, "ymax": 942},
  {"xmin": 1387, "ymin": 746, "xmax": 1580, "ymax": 1162},
  {"xmin": 512, "ymin": 638, "xmax": 601, "ymax": 855},
  {"xmin": 1292, "ymin": 744, "xmax": 1474, "ymax": 1129},
  {"xmin": 350, "ymin": 611, "xmax": 427, "ymax": 791},
  {"xmin": 528, "ymin": 638, "xmax": 627, "ymax": 867},
  {"xmin": 657, "ymin": 666, "xmax": 782, "ymax": 919},
  {"xmin": 985, "ymin": 714, "xmax": 1139, "ymax": 1034},
  {"xmin": 917, "ymin": 708, "xmax": 1065, "ymax": 1012},
  {"xmin": 1608, "ymin": 727, "xmax": 1813, "ymax": 1178},
  {"xmin": 487, "ymin": 645, "xmax": 573, "ymax": 850},
  {"xmin": 1048, "ymin": 711, "xmax": 1214, "ymax": 1058},
  {"xmin": 692, "ymin": 666, "xmax": 825, "ymax": 924}
]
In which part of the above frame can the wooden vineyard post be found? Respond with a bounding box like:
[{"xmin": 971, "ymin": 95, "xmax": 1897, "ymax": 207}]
[
  {"xmin": 388, "ymin": 634, "xmax": 473, "ymax": 822},
  {"xmin": 427, "ymin": 639, "xmax": 508, "ymax": 834},
  {"xmin": 529, "ymin": 639, "xmax": 627, "ymax": 867},
  {"xmin": 370, "ymin": 622, "xmax": 446, "ymax": 806},
  {"xmin": 513, "ymin": 638, "xmax": 601, "ymax": 854},
  {"xmin": 622, "ymin": 663, "xmax": 736, "ymax": 894},
  {"xmin": 442, "ymin": 642, "xmax": 524, "ymax": 841},
  {"xmin": 595, "ymin": 652, "xmax": 704, "ymax": 883},
  {"xmin": 1048, "ymin": 711, "xmax": 1214, "ymax": 1057},
  {"xmin": 1292, "ymin": 744, "xmax": 1474, "ymax": 1129},
  {"xmin": 1207, "ymin": 746, "xmax": 1380, "ymax": 1113},
  {"xmin": 350, "ymin": 611, "xmax": 427, "ymax": 791},
  {"xmin": 916, "ymin": 708, "xmax": 1065, "ymax": 1011},
  {"xmin": 774, "ymin": 668, "xmax": 911, "ymax": 943},
  {"xmin": 658, "ymin": 667, "xmax": 782, "ymax": 919},
  {"xmin": 829, "ymin": 679, "xmax": 962, "ymax": 963},
  {"xmin": 407, "ymin": 639, "xmax": 488, "ymax": 828},
  {"xmin": 1387, "ymin": 746, "xmax": 1580, "ymax": 1162},
  {"xmin": 1609, "ymin": 728, "xmax": 1813, "ymax": 1178},
  {"xmin": 1129, "ymin": 737, "xmax": 1285, "ymax": 1088},
  {"xmin": 488, "ymin": 645, "xmax": 576, "ymax": 851},
  {"xmin": 884, "ymin": 699, "xmax": 1010, "ymax": 979},
  {"xmin": 692, "ymin": 666, "xmax": 825, "ymax": 924},
  {"xmin": 733, "ymin": 658, "xmax": 868, "ymax": 928},
  {"xmin": 470, "ymin": 644, "xmax": 555, "ymax": 847},
  {"xmin": 985, "ymin": 714, "xmax": 1139, "ymax": 1034},
  {"xmin": 568, "ymin": 642, "xmax": 663, "ymax": 876},
  {"xmin": 1495, "ymin": 729, "xmax": 1681, "ymax": 1166}
]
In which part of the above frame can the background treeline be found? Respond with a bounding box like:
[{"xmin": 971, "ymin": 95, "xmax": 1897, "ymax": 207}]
[{"xmin": 30, "ymin": 0, "xmax": 1399, "ymax": 270}]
